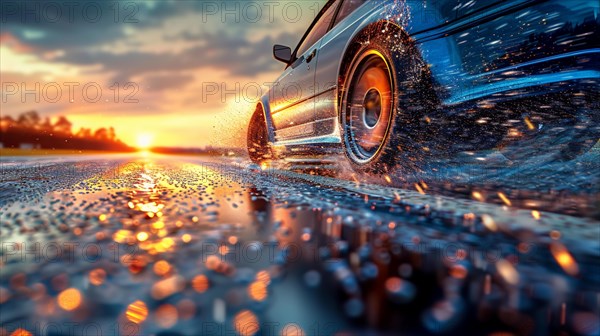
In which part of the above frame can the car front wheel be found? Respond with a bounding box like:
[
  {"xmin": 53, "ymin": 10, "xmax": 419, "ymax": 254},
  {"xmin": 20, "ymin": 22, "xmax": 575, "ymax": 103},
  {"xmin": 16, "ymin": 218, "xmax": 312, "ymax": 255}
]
[{"xmin": 340, "ymin": 34, "xmax": 434, "ymax": 174}]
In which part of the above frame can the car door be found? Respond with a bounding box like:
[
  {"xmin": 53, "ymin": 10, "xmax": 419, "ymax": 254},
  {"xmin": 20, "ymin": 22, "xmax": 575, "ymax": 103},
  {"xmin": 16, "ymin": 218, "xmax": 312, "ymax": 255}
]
[
  {"xmin": 269, "ymin": 0, "xmax": 341, "ymax": 143},
  {"xmin": 312, "ymin": 0, "xmax": 373, "ymax": 140}
]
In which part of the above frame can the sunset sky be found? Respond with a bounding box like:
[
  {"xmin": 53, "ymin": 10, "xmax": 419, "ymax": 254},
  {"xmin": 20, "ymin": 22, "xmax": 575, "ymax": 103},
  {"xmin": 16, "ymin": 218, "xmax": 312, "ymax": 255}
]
[{"xmin": 1, "ymin": 1, "xmax": 324, "ymax": 148}]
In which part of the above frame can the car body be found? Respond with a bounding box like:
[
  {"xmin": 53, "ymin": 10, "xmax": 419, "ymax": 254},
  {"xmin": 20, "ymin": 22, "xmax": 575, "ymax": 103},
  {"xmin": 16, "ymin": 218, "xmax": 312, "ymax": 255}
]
[{"xmin": 248, "ymin": 0, "xmax": 599, "ymax": 169}]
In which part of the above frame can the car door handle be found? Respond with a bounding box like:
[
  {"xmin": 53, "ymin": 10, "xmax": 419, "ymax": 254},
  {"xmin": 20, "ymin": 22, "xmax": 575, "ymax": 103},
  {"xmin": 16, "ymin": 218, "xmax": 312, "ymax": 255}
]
[{"xmin": 306, "ymin": 49, "xmax": 317, "ymax": 64}]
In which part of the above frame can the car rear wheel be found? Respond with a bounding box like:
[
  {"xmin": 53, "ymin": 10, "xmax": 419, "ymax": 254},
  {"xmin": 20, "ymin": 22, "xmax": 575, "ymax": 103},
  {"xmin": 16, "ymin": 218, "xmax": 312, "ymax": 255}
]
[
  {"xmin": 340, "ymin": 35, "xmax": 433, "ymax": 174},
  {"xmin": 247, "ymin": 107, "xmax": 273, "ymax": 164}
]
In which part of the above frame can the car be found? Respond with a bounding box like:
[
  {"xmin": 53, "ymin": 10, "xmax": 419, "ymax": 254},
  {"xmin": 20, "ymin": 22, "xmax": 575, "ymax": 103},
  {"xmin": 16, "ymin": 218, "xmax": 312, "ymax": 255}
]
[{"xmin": 247, "ymin": 0, "xmax": 599, "ymax": 172}]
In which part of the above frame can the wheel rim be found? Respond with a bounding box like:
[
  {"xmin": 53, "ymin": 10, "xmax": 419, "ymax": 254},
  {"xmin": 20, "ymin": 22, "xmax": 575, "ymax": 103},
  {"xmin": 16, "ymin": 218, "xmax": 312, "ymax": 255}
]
[{"xmin": 344, "ymin": 51, "xmax": 393, "ymax": 164}]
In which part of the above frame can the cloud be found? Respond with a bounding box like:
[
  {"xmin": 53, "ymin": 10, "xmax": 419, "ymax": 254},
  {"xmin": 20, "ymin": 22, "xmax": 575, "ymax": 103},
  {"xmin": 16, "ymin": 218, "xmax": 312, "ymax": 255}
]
[
  {"xmin": 0, "ymin": 0, "xmax": 187, "ymax": 50},
  {"xmin": 1, "ymin": 1, "xmax": 312, "ymax": 52},
  {"xmin": 56, "ymin": 31, "xmax": 297, "ymax": 82},
  {"xmin": 2, "ymin": 1, "xmax": 312, "ymax": 82},
  {"xmin": 142, "ymin": 73, "xmax": 195, "ymax": 92}
]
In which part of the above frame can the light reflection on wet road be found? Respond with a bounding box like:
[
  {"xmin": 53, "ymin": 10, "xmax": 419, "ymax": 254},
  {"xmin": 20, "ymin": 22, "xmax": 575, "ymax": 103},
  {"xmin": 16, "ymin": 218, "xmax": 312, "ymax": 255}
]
[{"xmin": 0, "ymin": 154, "xmax": 599, "ymax": 335}]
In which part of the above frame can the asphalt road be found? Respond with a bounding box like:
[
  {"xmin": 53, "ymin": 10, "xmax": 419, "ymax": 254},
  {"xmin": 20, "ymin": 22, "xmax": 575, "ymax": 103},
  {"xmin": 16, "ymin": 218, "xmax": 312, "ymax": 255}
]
[{"xmin": 0, "ymin": 153, "xmax": 599, "ymax": 336}]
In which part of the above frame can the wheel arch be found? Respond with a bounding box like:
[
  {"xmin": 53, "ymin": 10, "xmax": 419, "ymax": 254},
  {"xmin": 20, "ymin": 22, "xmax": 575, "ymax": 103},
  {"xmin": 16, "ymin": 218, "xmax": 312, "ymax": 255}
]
[
  {"xmin": 335, "ymin": 19, "xmax": 440, "ymax": 151},
  {"xmin": 255, "ymin": 97, "xmax": 276, "ymax": 144},
  {"xmin": 336, "ymin": 20, "xmax": 414, "ymax": 124}
]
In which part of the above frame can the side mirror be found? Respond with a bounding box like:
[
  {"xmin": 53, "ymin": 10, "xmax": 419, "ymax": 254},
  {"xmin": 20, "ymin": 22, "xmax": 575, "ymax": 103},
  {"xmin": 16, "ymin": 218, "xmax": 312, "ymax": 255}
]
[{"xmin": 273, "ymin": 45, "xmax": 292, "ymax": 64}]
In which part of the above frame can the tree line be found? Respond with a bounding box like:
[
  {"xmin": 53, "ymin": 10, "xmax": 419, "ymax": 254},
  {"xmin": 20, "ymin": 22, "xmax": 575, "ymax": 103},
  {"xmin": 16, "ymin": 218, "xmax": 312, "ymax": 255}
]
[{"xmin": 0, "ymin": 111, "xmax": 133, "ymax": 151}]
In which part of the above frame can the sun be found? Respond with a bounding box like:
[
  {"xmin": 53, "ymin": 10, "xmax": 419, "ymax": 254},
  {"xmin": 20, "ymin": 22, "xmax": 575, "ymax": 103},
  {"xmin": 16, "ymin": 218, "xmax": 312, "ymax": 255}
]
[{"xmin": 136, "ymin": 133, "xmax": 154, "ymax": 150}]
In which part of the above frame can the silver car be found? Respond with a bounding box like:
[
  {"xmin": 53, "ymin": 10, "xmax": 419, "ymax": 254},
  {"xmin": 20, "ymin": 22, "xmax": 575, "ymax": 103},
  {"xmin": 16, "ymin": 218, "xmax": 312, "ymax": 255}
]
[{"xmin": 247, "ymin": 0, "xmax": 599, "ymax": 172}]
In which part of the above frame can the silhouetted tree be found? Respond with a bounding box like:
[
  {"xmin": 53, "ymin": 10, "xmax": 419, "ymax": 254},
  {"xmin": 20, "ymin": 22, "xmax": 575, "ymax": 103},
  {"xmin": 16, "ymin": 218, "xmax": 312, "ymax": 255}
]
[
  {"xmin": 94, "ymin": 128, "xmax": 108, "ymax": 140},
  {"xmin": 108, "ymin": 127, "xmax": 116, "ymax": 141},
  {"xmin": 17, "ymin": 111, "xmax": 40, "ymax": 128},
  {"xmin": 40, "ymin": 117, "xmax": 53, "ymax": 133},
  {"xmin": 54, "ymin": 116, "xmax": 72, "ymax": 134},
  {"xmin": 76, "ymin": 128, "xmax": 92, "ymax": 138}
]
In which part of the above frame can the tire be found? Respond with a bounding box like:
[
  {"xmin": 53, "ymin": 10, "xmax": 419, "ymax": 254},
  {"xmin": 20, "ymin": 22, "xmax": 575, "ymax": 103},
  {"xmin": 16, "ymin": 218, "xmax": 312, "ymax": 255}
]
[
  {"xmin": 340, "ymin": 33, "xmax": 435, "ymax": 174},
  {"xmin": 247, "ymin": 107, "xmax": 273, "ymax": 164},
  {"xmin": 499, "ymin": 92, "xmax": 599, "ymax": 162}
]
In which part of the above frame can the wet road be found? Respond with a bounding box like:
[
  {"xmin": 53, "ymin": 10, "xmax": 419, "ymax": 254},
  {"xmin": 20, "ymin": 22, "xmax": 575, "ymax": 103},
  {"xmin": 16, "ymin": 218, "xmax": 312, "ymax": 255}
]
[{"xmin": 0, "ymin": 154, "xmax": 599, "ymax": 336}]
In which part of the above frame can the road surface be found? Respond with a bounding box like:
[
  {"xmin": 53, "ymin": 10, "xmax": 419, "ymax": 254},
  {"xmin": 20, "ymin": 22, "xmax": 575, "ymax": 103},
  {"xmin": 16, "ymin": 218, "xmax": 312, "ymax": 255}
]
[{"xmin": 0, "ymin": 153, "xmax": 599, "ymax": 335}]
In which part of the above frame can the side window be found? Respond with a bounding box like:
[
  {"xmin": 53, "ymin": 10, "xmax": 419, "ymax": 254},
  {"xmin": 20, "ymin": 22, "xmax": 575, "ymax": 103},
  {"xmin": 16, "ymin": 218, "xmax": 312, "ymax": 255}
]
[
  {"xmin": 333, "ymin": 0, "xmax": 367, "ymax": 26},
  {"xmin": 296, "ymin": 0, "xmax": 341, "ymax": 57}
]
